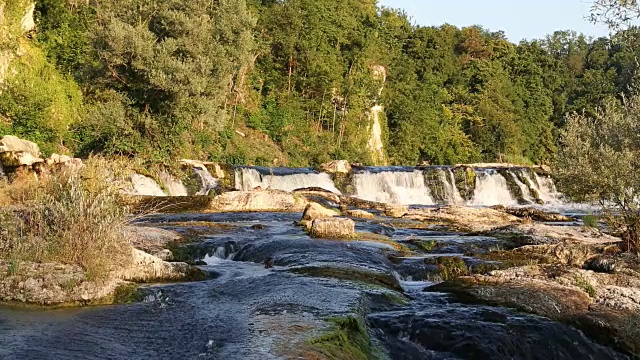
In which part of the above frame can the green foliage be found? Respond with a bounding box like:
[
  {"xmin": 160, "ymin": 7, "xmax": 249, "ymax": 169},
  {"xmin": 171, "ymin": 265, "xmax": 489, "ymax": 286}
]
[
  {"xmin": 437, "ymin": 256, "xmax": 470, "ymax": 281},
  {"xmin": 556, "ymin": 96, "xmax": 640, "ymax": 252},
  {"xmin": 2, "ymin": 0, "xmax": 640, "ymax": 168},
  {"xmin": 0, "ymin": 44, "xmax": 82, "ymax": 154},
  {"xmin": 574, "ymin": 274, "xmax": 598, "ymax": 298},
  {"xmin": 582, "ymin": 214, "xmax": 600, "ymax": 228}
]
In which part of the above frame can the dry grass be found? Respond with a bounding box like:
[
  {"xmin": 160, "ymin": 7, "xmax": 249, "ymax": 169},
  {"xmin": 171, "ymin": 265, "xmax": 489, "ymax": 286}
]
[{"xmin": 0, "ymin": 158, "xmax": 133, "ymax": 279}]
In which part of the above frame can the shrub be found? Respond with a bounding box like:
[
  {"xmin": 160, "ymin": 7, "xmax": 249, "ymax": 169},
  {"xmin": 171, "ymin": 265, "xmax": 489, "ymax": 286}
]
[
  {"xmin": 582, "ymin": 214, "xmax": 600, "ymax": 228},
  {"xmin": 0, "ymin": 158, "xmax": 132, "ymax": 279}
]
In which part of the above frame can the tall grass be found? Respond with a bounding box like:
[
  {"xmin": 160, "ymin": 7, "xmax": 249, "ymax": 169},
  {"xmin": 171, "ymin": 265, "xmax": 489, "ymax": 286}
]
[{"xmin": 0, "ymin": 158, "xmax": 132, "ymax": 279}]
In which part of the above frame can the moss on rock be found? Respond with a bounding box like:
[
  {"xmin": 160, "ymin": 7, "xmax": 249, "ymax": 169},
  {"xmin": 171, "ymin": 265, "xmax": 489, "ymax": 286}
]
[{"xmin": 309, "ymin": 317, "xmax": 374, "ymax": 360}]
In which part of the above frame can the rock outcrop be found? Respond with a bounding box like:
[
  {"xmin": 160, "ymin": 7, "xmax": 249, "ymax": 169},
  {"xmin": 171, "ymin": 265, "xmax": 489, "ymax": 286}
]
[
  {"xmin": 344, "ymin": 208, "xmax": 375, "ymax": 219},
  {"xmin": 129, "ymin": 174, "xmax": 166, "ymax": 197},
  {"xmin": 320, "ymin": 160, "xmax": 351, "ymax": 174},
  {"xmin": 490, "ymin": 223, "xmax": 620, "ymax": 246},
  {"xmin": 494, "ymin": 206, "xmax": 572, "ymax": 222},
  {"xmin": 0, "ymin": 135, "xmax": 43, "ymax": 167},
  {"xmin": 404, "ymin": 205, "xmax": 521, "ymax": 232},
  {"xmin": 0, "ymin": 247, "xmax": 203, "ymax": 306},
  {"xmin": 301, "ymin": 202, "xmax": 339, "ymax": 222},
  {"xmin": 158, "ymin": 171, "xmax": 188, "ymax": 197}
]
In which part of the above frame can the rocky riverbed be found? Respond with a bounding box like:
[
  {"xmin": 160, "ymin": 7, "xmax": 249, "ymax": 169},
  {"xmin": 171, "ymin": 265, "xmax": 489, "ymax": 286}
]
[{"xmin": 1, "ymin": 192, "xmax": 638, "ymax": 359}]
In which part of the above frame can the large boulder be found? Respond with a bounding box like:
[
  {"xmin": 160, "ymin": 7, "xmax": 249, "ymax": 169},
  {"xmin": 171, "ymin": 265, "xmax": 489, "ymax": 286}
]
[
  {"xmin": 320, "ymin": 160, "xmax": 351, "ymax": 174},
  {"xmin": 405, "ymin": 205, "xmax": 520, "ymax": 232},
  {"xmin": 0, "ymin": 135, "xmax": 40, "ymax": 156},
  {"xmin": 310, "ymin": 218, "xmax": 356, "ymax": 239},
  {"xmin": 301, "ymin": 202, "xmax": 339, "ymax": 222},
  {"xmin": 0, "ymin": 135, "xmax": 43, "ymax": 167},
  {"xmin": 129, "ymin": 174, "xmax": 166, "ymax": 197}
]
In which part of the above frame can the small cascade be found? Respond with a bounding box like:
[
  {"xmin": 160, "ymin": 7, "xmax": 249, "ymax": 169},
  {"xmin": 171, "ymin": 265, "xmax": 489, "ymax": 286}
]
[
  {"xmin": 508, "ymin": 171, "xmax": 534, "ymax": 204},
  {"xmin": 517, "ymin": 169, "xmax": 561, "ymax": 204},
  {"xmin": 193, "ymin": 167, "xmax": 219, "ymax": 195},
  {"xmin": 469, "ymin": 170, "xmax": 518, "ymax": 206},
  {"xmin": 442, "ymin": 168, "xmax": 464, "ymax": 205},
  {"xmin": 235, "ymin": 167, "xmax": 341, "ymax": 194},
  {"xmin": 534, "ymin": 172, "xmax": 562, "ymax": 204},
  {"xmin": 427, "ymin": 168, "xmax": 464, "ymax": 205},
  {"xmin": 353, "ymin": 170, "xmax": 435, "ymax": 205}
]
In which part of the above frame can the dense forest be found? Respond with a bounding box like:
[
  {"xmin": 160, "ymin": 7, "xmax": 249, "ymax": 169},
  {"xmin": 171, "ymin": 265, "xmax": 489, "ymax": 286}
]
[{"xmin": 0, "ymin": 0, "xmax": 638, "ymax": 167}]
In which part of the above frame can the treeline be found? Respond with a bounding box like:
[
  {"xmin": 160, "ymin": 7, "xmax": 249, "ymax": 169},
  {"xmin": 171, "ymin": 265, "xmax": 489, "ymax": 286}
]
[{"xmin": 0, "ymin": 0, "xmax": 637, "ymax": 166}]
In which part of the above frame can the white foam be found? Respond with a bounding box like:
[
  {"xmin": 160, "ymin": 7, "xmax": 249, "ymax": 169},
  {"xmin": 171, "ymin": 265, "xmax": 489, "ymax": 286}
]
[
  {"xmin": 235, "ymin": 168, "xmax": 340, "ymax": 194},
  {"xmin": 353, "ymin": 170, "xmax": 435, "ymax": 205},
  {"xmin": 469, "ymin": 170, "xmax": 518, "ymax": 206}
]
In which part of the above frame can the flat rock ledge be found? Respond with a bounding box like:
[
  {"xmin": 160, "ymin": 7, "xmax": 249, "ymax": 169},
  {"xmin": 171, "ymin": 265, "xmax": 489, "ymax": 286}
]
[
  {"xmin": 127, "ymin": 189, "xmax": 308, "ymax": 214},
  {"xmin": 0, "ymin": 248, "xmax": 204, "ymax": 306},
  {"xmin": 432, "ymin": 256, "xmax": 640, "ymax": 356}
]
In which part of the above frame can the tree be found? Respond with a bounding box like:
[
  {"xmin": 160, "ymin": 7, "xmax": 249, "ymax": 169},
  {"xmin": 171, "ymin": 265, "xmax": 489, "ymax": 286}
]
[
  {"xmin": 591, "ymin": 0, "xmax": 640, "ymax": 32},
  {"xmin": 555, "ymin": 96, "xmax": 640, "ymax": 252}
]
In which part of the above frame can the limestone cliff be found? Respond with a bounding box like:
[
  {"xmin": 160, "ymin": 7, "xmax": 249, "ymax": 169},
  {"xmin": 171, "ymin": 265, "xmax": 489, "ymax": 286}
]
[{"xmin": 0, "ymin": 1, "xmax": 35, "ymax": 84}]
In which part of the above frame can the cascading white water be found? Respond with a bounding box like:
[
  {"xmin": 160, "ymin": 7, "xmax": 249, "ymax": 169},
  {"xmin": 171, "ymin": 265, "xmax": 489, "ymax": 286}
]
[
  {"xmin": 517, "ymin": 169, "xmax": 560, "ymax": 204},
  {"xmin": 469, "ymin": 170, "xmax": 518, "ymax": 206},
  {"xmin": 509, "ymin": 171, "xmax": 534, "ymax": 204},
  {"xmin": 194, "ymin": 167, "xmax": 219, "ymax": 195},
  {"xmin": 438, "ymin": 169, "xmax": 464, "ymax": 205},
  {"xmin": 353, "ymin": 170, "xmax": 435, "ymax": 205},
  {"xmin": 534, "ymin": 172, "xmax": 561, "ymax": 204},
  {"xmin": 235, "ymin": 168, "xmax": 341, "ymax": 194}
]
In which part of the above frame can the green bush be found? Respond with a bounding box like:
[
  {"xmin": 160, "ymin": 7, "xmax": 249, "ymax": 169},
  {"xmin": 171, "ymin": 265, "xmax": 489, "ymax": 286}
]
[{"xmin": 0, "ymin": 44, "xmax": 82, "ymax": 154}]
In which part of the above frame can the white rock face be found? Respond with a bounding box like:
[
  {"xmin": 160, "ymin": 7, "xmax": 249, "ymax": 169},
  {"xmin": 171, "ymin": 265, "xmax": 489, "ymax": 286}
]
[
  {"xmin": 130, "ymin": 174, "xmax": 166, "ymax": 197},
  {"xmin": 210, "ymin": 190, "xmax": 308, "ymax": 212},
  {"xmin": 367, "ymin": 105, "xmax": 386, "ymax": 165},
  {"xmin": 21, "ymin": 3, "xmax": 36, "ymax": 33},
  {"xmin": 158, "ymin": 171, "xmax": 188, "ymax": 196},
  {"xmin": 0, "ymin": 135, "xmax": 40, "ymax": 157}
]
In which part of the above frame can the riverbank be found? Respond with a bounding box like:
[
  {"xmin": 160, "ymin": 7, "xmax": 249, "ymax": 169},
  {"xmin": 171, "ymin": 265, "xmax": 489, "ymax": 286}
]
[{"xmin": 0, "ymin": 136, "xmax": 638, "ymax": 357}]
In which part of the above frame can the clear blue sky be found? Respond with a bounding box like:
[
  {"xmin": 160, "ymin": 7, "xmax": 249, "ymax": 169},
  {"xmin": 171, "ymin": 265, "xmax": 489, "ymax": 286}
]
[{"xmin": 378, "ymin": 0, "xmax": 611, "ymax": 42}]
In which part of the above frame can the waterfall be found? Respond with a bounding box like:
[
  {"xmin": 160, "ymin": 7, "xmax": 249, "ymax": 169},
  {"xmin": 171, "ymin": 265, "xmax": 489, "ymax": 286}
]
[
  {"xmin": 518, "ymin": 169, "xmax": 560, "ymax": 204},
  {"xmin": 367, "ymin": 105, "xmax": 386, "ymax": 165},
  {"xmin": 438, "ymin": 169, "xmax": 464, "ymax": 205},
  {"xmin": 194, "ymin": 167, "xmax": 219, "ymax": 195},
  {"xmin": 235, "ymin": 167, "xmax": 341, "ymax": 194},
  {"xmin": 353, "ymin": 170, "xmax": 435, "ymax": 205},
  {"xmin": 469, "ymin": 170, "xmax": 518, "ymax": 206},
  {"xmin": 509, "ymin": 171, "xmax": 534, "ymax": 204},
  {"xmin": 534, "ymin": 172, "xmax": 561, "ymax": 204}
]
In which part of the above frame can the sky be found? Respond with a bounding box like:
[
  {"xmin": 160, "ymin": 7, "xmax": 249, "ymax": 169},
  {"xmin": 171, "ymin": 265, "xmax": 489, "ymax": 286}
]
[{"xmin": 378, "ymin": 0, "xmax": 611, "ymax": 43}]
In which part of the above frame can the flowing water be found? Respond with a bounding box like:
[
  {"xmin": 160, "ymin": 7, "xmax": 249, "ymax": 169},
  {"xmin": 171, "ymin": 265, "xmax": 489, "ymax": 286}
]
[
  {"xmin": 0, "ymin": 212, "xmax": 628, "ymax": 359},
  {"xmin": 353, "ymin": 168, "xmax": 435, "ymax": 205},
  {"xmin": 233, "ymin": 165, "xmax": 566, "ymax": 208},
  {"xmin": 438, "ymin": 168, "xmax": 465, "ymax": 205},
  {"xmin": 469, "ymin": 170, "xmax": 518, "ymax": 206},
  {"xmin": 235, "ymin": 167, "xmax": 341, "ymax": 194}
]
